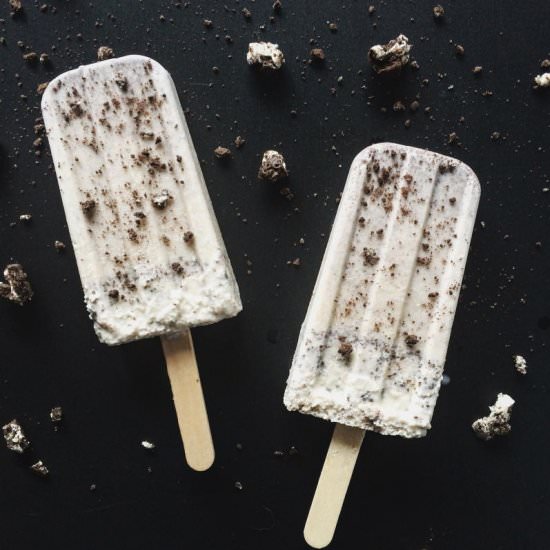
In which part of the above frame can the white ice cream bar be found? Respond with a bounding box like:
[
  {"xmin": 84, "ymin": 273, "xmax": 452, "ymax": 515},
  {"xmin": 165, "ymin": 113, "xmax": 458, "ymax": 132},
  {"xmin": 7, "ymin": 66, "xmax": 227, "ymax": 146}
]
[
  {"xmin": 42, "ymin": 55, "xmax": 242, "ymax": 345},
  {"xmin": 284, "ymin": 143, "xmax": 480, "ymax": 438}
]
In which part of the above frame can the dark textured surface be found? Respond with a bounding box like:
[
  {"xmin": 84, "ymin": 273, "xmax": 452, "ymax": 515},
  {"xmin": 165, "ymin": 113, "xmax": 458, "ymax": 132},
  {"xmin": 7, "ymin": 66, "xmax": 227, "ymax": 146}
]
[{"xmin": 0, "ymin": 1, "xmax": 549, "ymax": 549}]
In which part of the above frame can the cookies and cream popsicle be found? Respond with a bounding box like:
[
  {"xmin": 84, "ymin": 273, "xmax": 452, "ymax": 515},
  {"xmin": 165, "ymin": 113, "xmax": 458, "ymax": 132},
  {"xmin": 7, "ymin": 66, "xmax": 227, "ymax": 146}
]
[
  {"xmin": 42, "ymin": 55, "xmax": 241, "ymax": 345},
  {"xmin": 42, "ymin": 55, "xmax": 242, "ymax": 470},
  {"xmin": 284, "ymin": 143, "xmax": 480, "ymax": 547}
]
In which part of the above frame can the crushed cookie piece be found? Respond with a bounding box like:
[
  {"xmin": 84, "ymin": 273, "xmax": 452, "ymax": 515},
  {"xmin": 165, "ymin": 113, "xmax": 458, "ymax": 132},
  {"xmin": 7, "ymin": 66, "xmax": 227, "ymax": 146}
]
[
  {"xmin": 472, "ymin": 65, "xmax": 482, "ymax": 74},
  {"xmin": 214, "ymin": 146, "xmax": 232, "ymax": 159},
  {"xmin": 108, "ymin": 289, "xmax": 119, "ymax": 300},
  {"xmin": 362, "ymin": 248, "xmax": 379, "ymax": 266},
  {"xmin": 151, "ymin": 190, "xmax": 172, "ymax": 209},
  {"xmin": 202, "ymin": 19, "xmax": 213, "ymax": 28},
  {"xmin": 141, "ymin": 440, "xmax": 155, "ymax": 450},
  {"xmin": 171, "ymin": 262, "xmax": 185, "ymax": 275},
  {"xmin": 338, "ymin": 340, "xmax": 353, "ymax": 359},
  {"xmin": 433, "ymin": 4, "xmax": 444, "ymax": 18},
  {"xmin": 80, "ymin": 199, "xmax": 96, "ymax": 216},
  {"xmin": 368, "ymin": 5, "xmax": 376, "ymax": 15},
  {"xmin": 39, "ymin": 52, "xmax": 49, "ymax": 64},
  {"xmin": 50, "ymin": 406, "xmax": 63, "ymax": 423},
  {"xmin": 310, "ymin": 48, "xmax": 325, "ymax": 61},
  {"xmin": 455, "ymin": 44, "xmax": 465, "ymax": 56},
  {"xmin": 258, "ymin": 150, "xmax": 288, "ymax": 182},
  {"xmin": 9, "ymin": 0, "xmax": 22, "ymax": 13},
  {"xmin": 242, "ymin": 7, "xmax": 251, "ymax": 19},
  {"xmin": 247, "ymin": 42, "xmax": 285, "ymax": 70},
  {"xmin": 447, "ymin": 132, "xmax": 459, "ymax": 145},
  {"xmin": 534, "ymin": 73, "xmax": 550, "ymax": 88},
  {"xmin": 234, "ymin": 135, "xmax": 246, "ymax": 149},
  {"xmin": 513, "ymin": 355, "xmax": 527, "ymax": 375},
  {"xmin": 54, "ymin": 240, "xmax": 66, "ymax": 252},
  {"xmin": 328, "ymin": 22, "xmax": 338, "ymax": 32},
  {"xmin": 97, "ymin": 46, "xmax": 115, "ymax": 60},
  {"xmin": 30, "ymin": 460, "xmax": 49, "ymax": 477},
  {"xmin": 115, "ymin": 77, "xmax": 128, "ymax": 92},
  {"xmin": 23, "ymin": 51, "xmax": 38, "ymax": 63},
  {"xmin": 36, "ymin": 81, "xmax": 49, "ymax": 95},
  {"xmin": 405, "ymin": 334, "xmax": 419, "ymax": 347},
  {"xmin": 3, "ymin": 419, "xmax": 30, "ymax": 453},
  {"xmin": 368, "ymin": 34, "xmax": 411, "ymax": 74},
  {"xmin": 183, "ymin": 231, "xmax": 194, "ymax": 243},
  {"xmin": 0, "ymin": 264, "xmax": 33, "ymax": 305},
  {"xmin": 272, "ymin": 0, "xmax": 282, "ymax": 12},
  {"xmin": 19, "ymin": 213, "xmax": 32, "ymax": 222},
  {"xmin": 472, "ymin": 394, "xmax": 514, "ymax": 440}
]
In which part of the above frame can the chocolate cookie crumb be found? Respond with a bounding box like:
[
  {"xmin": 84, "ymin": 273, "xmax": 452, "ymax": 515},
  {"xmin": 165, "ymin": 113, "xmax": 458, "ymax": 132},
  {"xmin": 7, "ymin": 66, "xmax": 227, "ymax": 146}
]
[
  {"xmin": 433, "ymin": 4, "xmax": 444, "ymax": 18},
  {"xmin": 183, "ymin": 231, "xmax": 194, "ymax": 243},
  {"xmin": 50, "ymin": 406, "xmax": 63, "ymax": 423},
  {"xmin": 368, "ymin": 34, "xmax": 411, "ymax": 74},
  {"xmin": 9, "ymin": 0, "xmax": 22, "ymax": 14},
  {"xmin": 97, "ymin": 46, "xmax": 115, "ymax": 60},
  {"xmin": 36, "ymin": 81, "xmax": 49, "ymax": 95},
  {"xmin": 338, "ymin": 340, "xmax": 353, "ymax": 359},
  {"xmin": 108, "ymin": 289, "xmax": 119, "ymax": 300},
  {"xmin": 362, "ymin": 248, "xmax": 379, "ymax": 266},
  {"xmin": 310, "ymin": 48, "xmax": 325, "ymax": 61},
  {"xmin": 171, "ymin": 262, "xmax": 185, "ymax": 275},
  {"xmin": 258, "ymin": 150, "xmax": 288, "ymax": 181},
  {"xmin": 152, "ymin": 190, "xmax": 172, "ymax": 209},
  {"xmin": 214, "ymin": 146, "xmax": 232, "ymax": 159},
  {"xmin": 0, "ymin": 264, "xmax": 33, "ymax": 305},
  {"xmin": 472, "ymin": 393, "xmax": 514, "ymax": 440},
  {"xmin": 405, "ymin": 334, "xmax": 419, "ymax": 347},
  {"xmin": 80, "ymin": 199, "xmax": 96, "ymax": 216},
  {"xmin": 23, "ymin": 51, "xmax": 38, "ymax": 63},
  {"xmin": 234, "ymin": 135, "xmax": 246, "ymax": 149},
  {"xmin": 247, "ymin": 42, "xmax": 285, "ymax": 70},
  {"xmin": 30, "ymin": 460, "xmax": 49, "ymax": 477},
  {"xmin": 3, "ymin": 419, "xmax": 30, "ymax": 453}
]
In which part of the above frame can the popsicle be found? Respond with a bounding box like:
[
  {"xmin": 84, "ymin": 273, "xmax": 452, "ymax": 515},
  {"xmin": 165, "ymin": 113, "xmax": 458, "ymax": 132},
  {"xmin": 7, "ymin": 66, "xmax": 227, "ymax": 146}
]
[
  {"xmin": 284, "ymin": 143, "xmax": 480, "ymax": 547},
  {"xmin": 42, "ymin": 55, "xmax": 242, "ymax": 471}
]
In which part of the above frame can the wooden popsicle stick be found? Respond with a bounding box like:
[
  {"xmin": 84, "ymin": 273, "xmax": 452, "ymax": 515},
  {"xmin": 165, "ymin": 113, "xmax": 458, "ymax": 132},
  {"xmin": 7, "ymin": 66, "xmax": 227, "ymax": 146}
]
[
  {"xmin": 304, "ymin": 424, "xmax": 365, "ymax": 548},
  {"xmin": 161, "ymin": 329, "xmax": 215, "ymax": 472}
]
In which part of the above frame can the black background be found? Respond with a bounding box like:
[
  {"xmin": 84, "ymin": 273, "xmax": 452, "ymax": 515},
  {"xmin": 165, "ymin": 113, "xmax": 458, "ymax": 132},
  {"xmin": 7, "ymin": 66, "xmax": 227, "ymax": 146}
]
[{"xmin": 1, "ymin": 1, "xmax": 549, "ymax": 549}]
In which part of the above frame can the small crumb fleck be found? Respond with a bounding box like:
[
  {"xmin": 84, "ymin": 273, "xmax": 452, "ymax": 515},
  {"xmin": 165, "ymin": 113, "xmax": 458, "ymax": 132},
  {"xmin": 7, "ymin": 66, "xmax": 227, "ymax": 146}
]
[
  {"xmin": 214, "ymin": 146, "xmax": 232, "ymax": 159},
  {"xmin": 80, "ymin": 199, "xmax": 96, "ymax": 216},
  {"xmin": 534, "ymin": 73, "xmax": 550, "ymax": 88},
  {"xmin": 338, "ymin": 340, "xmax": 353, "ymax": 359},
  {"xmin": 405, "ymin": 334, "xmax": 419, "ymax": 347},
  {"xmin": 433, "ymin": 4, "xmax": 444, "ymax": 18},
  {"xmin": 513, "ymin": 355, "xmax": 527, "ymax": 375},
  {"xmin": 310, "ymin": 48, "xmax": 325, "ymax": 61},
  {"xmin": 36, "ymin": 81, "xmax": 49, "ymax": 95},
  {"xmin": 54, "ymin": 240, "xmax": 66, "ymax": 252},
  {"xmin": 455, "ymin": 44, "xmax": 465, "ymax": 56},
  {"xmin": 141, "ymin": 440, "xmax": 155, "ymax": 450},
  {"xmin": 19, "ymin": 213, "xmax": 32, "ymax": 222},
  {"xmin": 472, "ymin": 65, "xmax": 483, "ymax": 74},
  {"xmin": 234, "ymin": 135, "xmax": 246, "ymax": 149},
  {"xmin": 152, "ymin": 190, "xmax": 172, "ymax": 209},
  {"xmin": 50, "ymin": 406, "xmax": 63, "ymax": 423},
  {"xmin": 234, "ymin": 481, "xmax": 243, "ymax": 490},
  {"xmin": 97, "ymin": 46, "xmax": 115, "ymax": 61},
  {"xmin": 183, "ymin": 231, "xmax": 194, "ymax": 243},
  {"xmin": 30, "ymin": 460, "xmax": 49, "ymax": 477}
]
